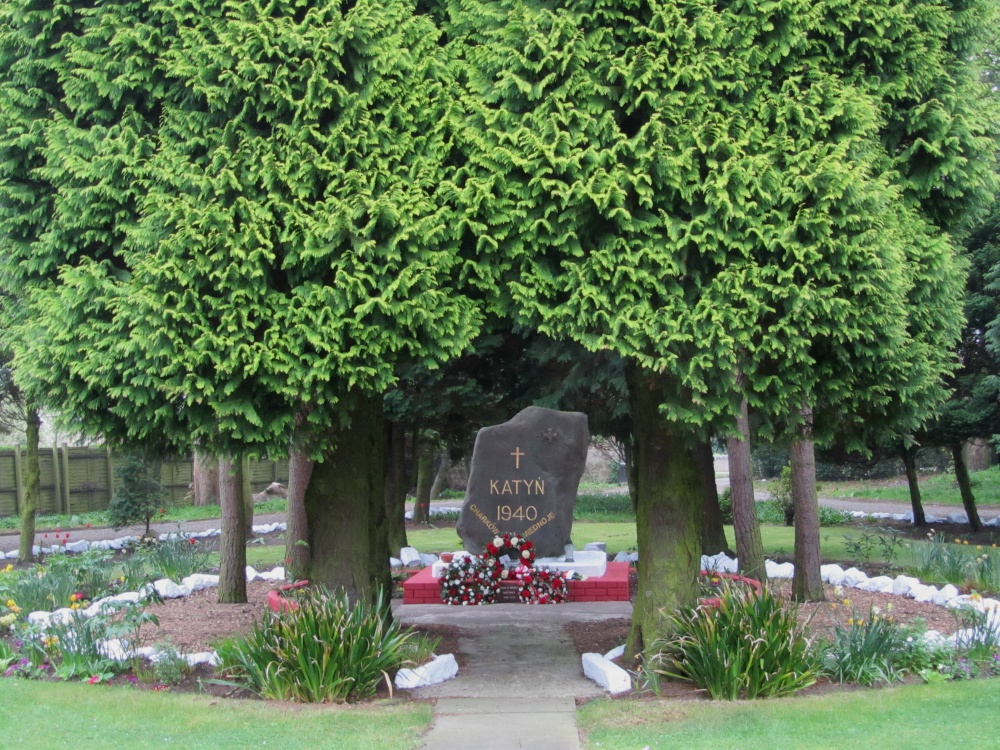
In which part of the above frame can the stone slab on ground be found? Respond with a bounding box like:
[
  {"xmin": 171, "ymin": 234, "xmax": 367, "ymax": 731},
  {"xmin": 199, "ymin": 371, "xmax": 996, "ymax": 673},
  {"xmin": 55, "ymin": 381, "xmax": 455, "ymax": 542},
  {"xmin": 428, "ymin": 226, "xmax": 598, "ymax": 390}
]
[{"xmin": 420, "ymin": 698, "xmax": 580, "ymax": 750}]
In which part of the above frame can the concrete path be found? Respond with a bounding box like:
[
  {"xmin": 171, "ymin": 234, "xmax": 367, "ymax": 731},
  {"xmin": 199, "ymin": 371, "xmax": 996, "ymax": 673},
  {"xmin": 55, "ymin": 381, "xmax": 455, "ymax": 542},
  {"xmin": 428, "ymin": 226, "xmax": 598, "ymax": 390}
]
[{"xmin": 395, "ymin": 603, "xmax": 632, "ymax": 750}]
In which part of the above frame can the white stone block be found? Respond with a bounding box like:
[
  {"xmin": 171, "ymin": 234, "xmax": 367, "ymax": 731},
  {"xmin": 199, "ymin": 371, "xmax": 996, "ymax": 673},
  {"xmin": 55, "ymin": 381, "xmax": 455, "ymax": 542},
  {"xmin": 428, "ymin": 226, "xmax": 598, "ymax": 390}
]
[
  {"xmin": 613, "ymin": 551, "xmax": 629, "ymax": 563},
  {"xmin": 245, "ymin": 565, "xmax": 259, "ymax": 582},
  {"xmin": 702, "ymin": 553, "xmax": 738, "ymax": 573},
  {"xmin": 153, "ymin": 579, "xmax": 192, "ymax": 599},
  {"xmin": 765, "ymin": 561, "xmax": 795, "ymax": 579},
  {"xmin": 627, "ymin": 552, "xmax": 639, "ymax": 563},
  {"xmin": 933, "ymin": 584, "xmax": 960, "ymax": 606},
  {"xmin": 924, "ymin": 515, "xmax": 945, "ymax": 524},
  {"xmin": 985, "ymin": 516, "xmax": 1000, "ymax": 527},
  {"xmin": 390, "ymin": 557, "xmax": 403, "ymax": 568},
  {"xmin": 842, "ymin": 567, "xmax": 868, "ymax": 587},
  {"xmin": 98, "ymin": 638, "xmax": 132, "ymax": 661},
  {"xmin": 582, "ymin": 653, "xmax": 632, "ymax": 695},
  {"xmin": 909, "ymin": 584, "xmax": 935, "ymax": 602},
  {"xmin": 400, "ymin": 547, "xmax": 422, "ymax": 567},
  {"xmin": 821, "ymin": 564, "xmax": 845, "ymax": 585},
  {"xmin": 604, "ymin": 645, "xmax": 625, "ymax": 661},
  {"xmin": 181, "ymin": 574, "xmax": 219, "ymax": 591},
  {"xmin": 395, "ymin": 653, "xmax": 459, "ymax": 689},
  {"xmin": 431, "ymin": 561, "xmax": 448, "ymax": 580},
  {"xmin": 892, "ymin": 576, "xmax": 921, "ymax": 597},
  {"xmin": 65, "ymin": 540, "xmax": 91, "ymax": 554},
  {"xmin": 257, "ymin": 567, "xmax": 286, "ymax": 582},
  {"xmin": 947, "ymin": 513, "xmax": 969, "ymax": 525},
  {"xmin": 27, "ymin": 611, "xmax": 52, "ymax": 628},
  {"xmin": 185, "ymin": 651, "xmax": 221, "ymax": 667},
  {"xmin": 419, "ymin": 553, "xmax": 439, "ymax": 566},
  {"xmin": 857, "ymin": 576, "xmax": 894, "ymax": 593}
]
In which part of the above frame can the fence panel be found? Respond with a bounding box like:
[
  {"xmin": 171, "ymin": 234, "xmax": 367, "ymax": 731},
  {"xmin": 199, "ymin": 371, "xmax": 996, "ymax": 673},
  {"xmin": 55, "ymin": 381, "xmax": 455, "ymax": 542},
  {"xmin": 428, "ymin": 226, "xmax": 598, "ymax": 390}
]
[{"xmin": 0, "ymin": 448, "xmax": 289, "ymax": 518}]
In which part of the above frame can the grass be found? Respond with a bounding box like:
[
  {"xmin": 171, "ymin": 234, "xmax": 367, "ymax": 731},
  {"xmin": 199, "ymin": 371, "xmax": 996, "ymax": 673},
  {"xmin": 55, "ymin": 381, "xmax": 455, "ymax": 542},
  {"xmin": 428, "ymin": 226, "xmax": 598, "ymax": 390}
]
[
  {"xmin": 405, "ymin": 522, "xmax": 881, "ymax": 564},
  {"xmin": 0, "ymin": 498, "xmax": 289, "ymax": 532},
  {"xmin": 0, "ymin": 679, "xmax": 430, "ymax": 749},
  {"xmin": 821, "ymin": 466, "xmax": 1000, "ymax": 507},
  {"xmin": 578, "ymin": 679, "xmax": 1000, "ymax": 750}
]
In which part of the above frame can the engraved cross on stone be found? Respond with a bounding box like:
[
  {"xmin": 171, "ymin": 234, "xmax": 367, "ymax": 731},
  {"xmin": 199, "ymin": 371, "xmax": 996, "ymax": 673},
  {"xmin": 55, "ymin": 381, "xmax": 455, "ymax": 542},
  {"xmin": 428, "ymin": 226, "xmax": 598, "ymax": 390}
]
[{"xmin": 510, "ymin": 447, "xmax": 525, "ymax": 469}]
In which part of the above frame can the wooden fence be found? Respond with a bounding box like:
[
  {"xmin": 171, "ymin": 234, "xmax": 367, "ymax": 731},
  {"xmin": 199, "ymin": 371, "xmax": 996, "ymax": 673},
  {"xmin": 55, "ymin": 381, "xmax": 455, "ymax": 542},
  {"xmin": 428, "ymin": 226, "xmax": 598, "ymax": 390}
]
[{"xmin": 0, "ymin": 447, "xmax": 289, "ymax": 518}]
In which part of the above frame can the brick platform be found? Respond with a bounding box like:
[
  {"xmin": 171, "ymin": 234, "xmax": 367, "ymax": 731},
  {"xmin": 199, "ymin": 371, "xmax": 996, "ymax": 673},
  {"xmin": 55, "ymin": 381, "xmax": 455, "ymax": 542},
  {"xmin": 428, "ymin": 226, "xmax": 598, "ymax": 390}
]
[{"xmin": 402, "ymin": 561, "xmax": 630, "ymax": 605}]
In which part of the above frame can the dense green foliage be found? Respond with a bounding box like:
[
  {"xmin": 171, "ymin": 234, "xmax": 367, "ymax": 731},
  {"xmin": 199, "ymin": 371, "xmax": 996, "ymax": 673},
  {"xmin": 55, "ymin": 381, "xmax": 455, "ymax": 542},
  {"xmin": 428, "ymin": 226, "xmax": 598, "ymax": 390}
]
[
  {"xmin": 646, "ymin": 584, "xmax": 818, "ymax": 699},
  {"xmin": 215, "ymin": 586, "xmax": 420, "ymax": 702},
  {"xmin": 108, "ymin": 453, "xmax": 165, "ymax": 536}
]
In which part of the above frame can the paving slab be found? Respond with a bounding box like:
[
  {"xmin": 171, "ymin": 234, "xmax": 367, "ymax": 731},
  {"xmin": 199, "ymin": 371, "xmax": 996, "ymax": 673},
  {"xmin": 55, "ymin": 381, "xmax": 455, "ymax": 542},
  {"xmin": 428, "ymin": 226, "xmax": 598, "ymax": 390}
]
[{"xmin": 420, "ymin": 698, "xmax": 580, "ymax": 750}]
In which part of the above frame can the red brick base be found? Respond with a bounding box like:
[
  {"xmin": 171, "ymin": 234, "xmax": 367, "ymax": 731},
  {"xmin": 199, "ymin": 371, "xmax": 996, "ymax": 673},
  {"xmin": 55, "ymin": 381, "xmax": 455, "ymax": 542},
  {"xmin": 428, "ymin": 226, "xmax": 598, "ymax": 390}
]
[{"xmin": 402, "ymin": 561, "xmax": 630, "ymax": 605}]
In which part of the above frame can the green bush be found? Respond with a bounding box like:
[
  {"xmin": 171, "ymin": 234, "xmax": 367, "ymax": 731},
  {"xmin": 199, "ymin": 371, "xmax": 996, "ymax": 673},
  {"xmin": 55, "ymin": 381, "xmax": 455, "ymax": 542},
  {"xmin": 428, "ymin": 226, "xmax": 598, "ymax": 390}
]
[
  {"xmin": 216, "ymin": 586, "xmax": 418, "ymax": 703},
  {"xmin": 108, "ymin": 453, "xmax": 165, "ymax": 538},
  {"xmin": 820, "ymin": 603, "xmax": 911, "ymax": 685},
  {"xmin": 574, "ymin": 493, "xmax": 635, "ymax": 520},
  {"xmin": 646, "ymin": 583, "xmax": 818, "ymax": 699}
]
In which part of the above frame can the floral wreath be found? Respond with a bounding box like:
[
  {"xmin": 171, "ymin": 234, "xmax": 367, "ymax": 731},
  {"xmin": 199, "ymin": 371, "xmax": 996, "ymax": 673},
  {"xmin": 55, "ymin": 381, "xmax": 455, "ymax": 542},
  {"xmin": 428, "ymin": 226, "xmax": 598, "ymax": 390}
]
[
  {"xmin": 440, "ymin": 533, "xmax": 572, "ymax": 605},
  {"xmin": 439, "ymin": 554, "xmax": 501, "ymax": 605}
]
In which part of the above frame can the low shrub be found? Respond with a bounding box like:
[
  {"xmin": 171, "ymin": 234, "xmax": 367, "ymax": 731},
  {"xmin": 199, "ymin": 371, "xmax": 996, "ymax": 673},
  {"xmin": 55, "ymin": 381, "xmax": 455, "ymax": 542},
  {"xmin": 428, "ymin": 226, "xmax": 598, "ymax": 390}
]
[
  {"xmin": 215, "ymin": 586, "xmax": 418, "ymax": 703},
  {"xmin": 646, "ymin": 583, "xmax": 818, "ymax": 699},
  {"xmin": 574, "ymin": 493, "xmax": 634, "ymax": 520},
  {"xmin": 820, "ymin": 602, "xmax": 910, "ymax": 685}
]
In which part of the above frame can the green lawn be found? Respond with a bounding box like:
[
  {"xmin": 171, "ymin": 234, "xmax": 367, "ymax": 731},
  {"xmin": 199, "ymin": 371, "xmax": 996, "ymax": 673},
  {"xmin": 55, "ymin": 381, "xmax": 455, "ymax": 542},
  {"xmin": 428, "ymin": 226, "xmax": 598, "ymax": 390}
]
[
  {"xmin": 405, "ymin": 522, "xmax": 879, "ymax": 564},
  {"xmin": 0, "ymin": 678, "xmax": 431, "ymax": 749},
  {"xmin": 821, "ymin": 466, "xmax": 1000, "ymax": 507},
  {"xmin": 578, "ymin": 679, "xmax": 1000, "ymax": 750}
]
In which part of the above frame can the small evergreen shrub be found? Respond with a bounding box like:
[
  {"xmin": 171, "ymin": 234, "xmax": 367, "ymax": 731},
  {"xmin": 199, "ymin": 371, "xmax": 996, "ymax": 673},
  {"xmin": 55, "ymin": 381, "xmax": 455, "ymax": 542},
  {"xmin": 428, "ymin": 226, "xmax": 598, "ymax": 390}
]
[
  {"xmin": 109, "ymin": 453, "xmax": 165, "ymax": 537},
  {"xmin": 215, "ymin": 586, "xmax": 418, "ymax": 703},
  {"xmin": 647, "ymin": 583, "xmax": 818, "ymax": 699}
]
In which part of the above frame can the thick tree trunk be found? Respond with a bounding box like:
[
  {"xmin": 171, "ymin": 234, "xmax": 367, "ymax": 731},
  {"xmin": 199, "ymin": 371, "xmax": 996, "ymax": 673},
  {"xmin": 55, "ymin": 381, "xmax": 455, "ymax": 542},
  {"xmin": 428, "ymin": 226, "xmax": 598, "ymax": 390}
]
[
  {"xmin": 791, "ymin": 407, "xmax": 823, "ymax": 602},
  {"xmin": 411, "ymin": 435, "xmax": 434, "ymax": 524},
  {"xmin": 429, "ymin": 450, "xmax": 451, "ymax": 500},
  {"xmin": 951, "ymin": 442, "xmax": 983, "ymax": 532},
  {"xmin": 305, "ymin": 390, "xmax": 390, "ymax": 603},
  {"xmin": 695, "ymin": 440, "xmax": 729, "ymax": 555},
  {"xmin": 285, "ymin": 445, "xmax": 314, "ymax": 580},
  {"xmin": 624, "ymin": 366, "xmax": 701, "ymax": 659},
  {"xmin": 218, "ymin": 455, "xmax": 248, "ymax": 604},
  {"xmin": 727, "ymin": 397, "xmax": 766, "ymax": 583},
  {"xmin": 241, "ymin": 454, "xmax": 254, "ymax": 539},
  {"xmin": 902, "ymin": 444, "xmax": 926, "ymax": 527},
  {"xmin": 17, "ymin": 405, "xmax": 41, "ymax": 563},
  {"xmin": 192, "ymin": 450, "xmax": 219, "ymax": 505},
  {"xmin": 384, "ymin": 420, "xmax": 408, "ymax": 556}
]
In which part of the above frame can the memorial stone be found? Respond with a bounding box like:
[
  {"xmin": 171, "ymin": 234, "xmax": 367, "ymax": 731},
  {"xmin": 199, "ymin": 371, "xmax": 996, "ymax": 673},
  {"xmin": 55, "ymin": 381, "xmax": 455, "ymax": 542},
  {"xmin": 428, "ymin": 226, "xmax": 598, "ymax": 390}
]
[{"xmin": 457, "ymin": 406, "xmax": 588, "ymax": 557}]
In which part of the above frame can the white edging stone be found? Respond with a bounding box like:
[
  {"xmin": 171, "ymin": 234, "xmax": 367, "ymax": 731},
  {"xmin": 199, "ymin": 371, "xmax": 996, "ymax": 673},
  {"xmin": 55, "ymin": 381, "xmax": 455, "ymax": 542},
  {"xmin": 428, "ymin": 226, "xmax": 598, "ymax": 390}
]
[
  {"xmin": 395, "ymin": 654, "xmax": 459, "ymax": 689},
  {"xmin": 582, "ymin": 652, "xmax": 631, "ymax": 695}
]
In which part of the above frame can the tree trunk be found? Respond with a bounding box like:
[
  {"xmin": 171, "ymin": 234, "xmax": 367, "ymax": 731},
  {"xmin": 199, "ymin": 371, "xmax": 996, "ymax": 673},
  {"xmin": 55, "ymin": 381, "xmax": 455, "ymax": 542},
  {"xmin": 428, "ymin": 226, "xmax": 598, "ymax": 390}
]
[
  {"xmin": 384, "ymin": 420, "xmax": 408, "ymax": 556},
  {"xmin": 305, "ymin": 390, "xmax": 390, "ymax": 603},
  {"xmin": 218, "ymin": 455, "xmax": 248, "ymax": 604},
  {"xmin": 17, "ymin": 405, "xmax": 41, "ymax": 563},
  {"xmin": 411, "ymin": 435, "xmax": 434, "ymax": 524},
  {"xmin": 695, "ymin": 440, "xmax": 729, "ymax": 555},
  {"xmin": 622, "ymin": 439, "xmax": 638, "ymax": 513},
  {"xmin": 727, "ymin": 397, "xmax": 766, "ymax": 583},
  {"xmin": 902, "ymin": 443, "xmax": 926, "ymax": 527},
  {"xmin": 285, "ymin": 445, "xmax": 314, "ymax": 581},
  {"xmin": 791, "ymin": 407, "xmax": 823, "ymax": 602},
  {"xmin": 192, "ymin": 450, "xmax": 219, "ymax": 505},
  {"xmin": 951, "ymin": 441, "xmax": 983, "ymax": 532},
  {"xmin": 624, "ymin": 366, "xmax": 701, "ymax": 659},
  {"xmin": 241, "ymin": 454, "xmax": 254, "ymax": 540},
  {"xmin": 429, "ymin": 450, "xmax": 451, "ymax": 500}
]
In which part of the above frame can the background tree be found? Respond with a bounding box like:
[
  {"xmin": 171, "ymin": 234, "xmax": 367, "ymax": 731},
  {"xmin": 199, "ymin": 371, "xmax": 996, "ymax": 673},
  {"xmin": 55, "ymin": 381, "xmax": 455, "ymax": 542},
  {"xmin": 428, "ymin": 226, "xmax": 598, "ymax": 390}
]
[{"xmin": 4, "ymin": 0, "xmax": 489, "ymax": 602}]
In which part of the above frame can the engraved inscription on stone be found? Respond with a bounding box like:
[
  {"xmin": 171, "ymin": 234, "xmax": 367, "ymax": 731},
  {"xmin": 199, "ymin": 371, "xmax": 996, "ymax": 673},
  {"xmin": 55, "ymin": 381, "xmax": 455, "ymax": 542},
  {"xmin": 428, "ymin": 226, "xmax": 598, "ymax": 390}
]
[{"xmin": 457, "ymin": 406, "xmax": 589, "ymax": 557}]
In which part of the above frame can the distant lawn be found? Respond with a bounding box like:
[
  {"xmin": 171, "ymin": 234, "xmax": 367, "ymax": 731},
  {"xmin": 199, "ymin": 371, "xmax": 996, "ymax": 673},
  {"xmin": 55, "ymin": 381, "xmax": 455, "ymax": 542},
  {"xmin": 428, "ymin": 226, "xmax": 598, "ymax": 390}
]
[
  {"xmin": 578, "ymin": 679, "xmax": 1000, "ymax": 750},
  {"xmin": 821, "ymin": 466, "xmax": 1000, "ymax": 507},
  {"xmin": 0, "ymin": 679, "xmax": 431, "ymax": 750},
  {"xmin": 405, "ymin": 522, "xmax": 878, "ymax": 564}
]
